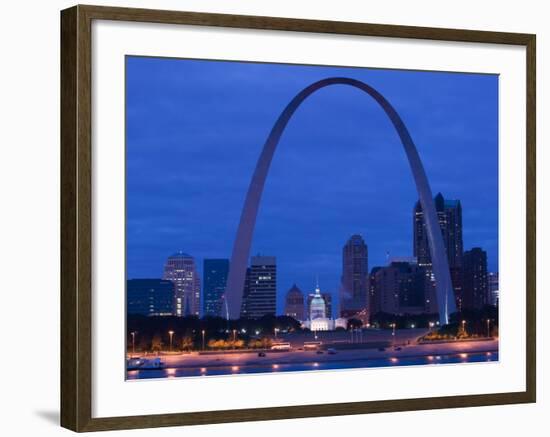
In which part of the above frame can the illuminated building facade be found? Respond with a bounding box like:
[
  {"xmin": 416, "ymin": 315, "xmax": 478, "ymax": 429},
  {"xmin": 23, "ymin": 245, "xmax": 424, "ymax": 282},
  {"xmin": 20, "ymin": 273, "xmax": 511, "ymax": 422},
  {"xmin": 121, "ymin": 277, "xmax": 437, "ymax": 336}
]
[
  {"xmin": 240, "ymin": 256, "xmax": 277, "ymax": 319},
  {"xmin": 488, "ymin": 272, "xmax": 499, "ymax": 306},
  {"xmin": 414, "ymin": 192, "xmax": 463, "ymax": 310},
  {"xmin": 162, "ymin": 252, "xmax": 201, "ymax": 317},
  {"xmin": 301, "ymin": 283, "xmax": 347, "ymax": 331}
]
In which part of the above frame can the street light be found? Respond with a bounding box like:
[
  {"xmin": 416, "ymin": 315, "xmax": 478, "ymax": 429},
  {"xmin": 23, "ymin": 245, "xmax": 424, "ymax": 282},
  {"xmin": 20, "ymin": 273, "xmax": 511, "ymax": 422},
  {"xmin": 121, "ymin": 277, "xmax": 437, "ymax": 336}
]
[
  {"xmin": 486, "ymin": 319, "xmax": 491, "ymax": 338},
  {"xmin": 391, "ymin": 323, "xmax": 396, "ymax": 346},
  {"xmin": 274, "ymin": 327, "xmax": 279, "ymax": 340},
  {"xmin": 461, "ymin": 320, "xmax": 467, "ymax": 337},
  {"xmin": 168, "ymin": 330, "xmax": 174, "ymax": 352},
  {"xmin": 428, "ymin": 321, "xmax": 435, "ymax": 333},
  {"xmin": 232, "ymin": 329, "xmax": 237, "ymax": 349},
  {"xmin": 201, "ymin": 329, "xmax": 206, "ymax": 351}
]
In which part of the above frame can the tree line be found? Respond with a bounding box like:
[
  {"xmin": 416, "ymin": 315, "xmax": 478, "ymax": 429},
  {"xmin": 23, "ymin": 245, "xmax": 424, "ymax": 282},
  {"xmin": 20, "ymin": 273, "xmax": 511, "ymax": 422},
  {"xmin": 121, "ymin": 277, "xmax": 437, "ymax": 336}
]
[{"xmin": 127, "ymin": 314, "xmax": 301, "ymax": 353}]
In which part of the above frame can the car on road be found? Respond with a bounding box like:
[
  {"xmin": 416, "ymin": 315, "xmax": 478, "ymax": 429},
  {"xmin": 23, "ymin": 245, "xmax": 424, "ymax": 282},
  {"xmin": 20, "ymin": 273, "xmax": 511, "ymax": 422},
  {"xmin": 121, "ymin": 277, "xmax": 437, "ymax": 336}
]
[
  {"xmin": 316, "ymin": 350, "xmax": 324, "ymax": 354},
  {"xmin": 327, "ymin": 348, "xmax": 337, "ymax": 355},
  {"xmin": 258, "ymin": 352, "xmax": 266, "ymax": 357}
]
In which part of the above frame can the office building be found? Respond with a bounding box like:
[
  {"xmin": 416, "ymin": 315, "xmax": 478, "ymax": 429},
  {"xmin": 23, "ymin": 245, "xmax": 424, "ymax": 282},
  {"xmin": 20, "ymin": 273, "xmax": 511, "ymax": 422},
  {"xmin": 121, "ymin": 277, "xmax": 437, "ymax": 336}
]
[
  {"xmin": 127, "ymin": 279, "xmax": 174, "ymax": 316},
  {"xmin": 162, "ymin": 251, "xmax": 201, "ymax": 317},
  {"xmin": 203, "ymin": 258, "xmax": 229, "ymax": 317},
  {"xmin": 284, "ymin": 284, "xmax": 305, "ymax": 320},
  {"xmin": 240, "ymin": 256, "xmax": 277, "ymax": 319},
  {"xmin": 462, "ymin": 247, "xmax": 489, "ymax": 310},
  {"xmin": 488, "ymin": 272, "xmax": 499, "ymax": 306},
  {"xmin": 413, "ymin": 192, "xmax": 463, "ymax": 308},
  {"xmin": 369, "ymin": 266, "xmax": 383, "ymax": 316},
  {"xmin": 340, "ymin": 234, "xmax": 369, "ymax": 318},
  {"xmin": 371, "ymin": 261, "xmax": 429, "ymax": 315}
]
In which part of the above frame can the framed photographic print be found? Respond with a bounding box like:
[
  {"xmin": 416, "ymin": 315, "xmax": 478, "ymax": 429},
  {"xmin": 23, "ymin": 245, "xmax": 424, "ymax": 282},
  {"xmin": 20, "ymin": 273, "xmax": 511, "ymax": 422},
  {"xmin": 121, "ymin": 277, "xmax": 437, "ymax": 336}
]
[{"xmin": 60, "ymin": 4, "xmax": 536, "ymax": 432}]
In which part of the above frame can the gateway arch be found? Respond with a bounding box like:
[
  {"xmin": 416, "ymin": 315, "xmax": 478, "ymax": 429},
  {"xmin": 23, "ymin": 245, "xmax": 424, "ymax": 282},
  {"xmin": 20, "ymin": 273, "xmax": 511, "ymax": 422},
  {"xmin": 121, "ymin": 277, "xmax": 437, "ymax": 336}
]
[{"xmin": 224, "ymin": 77, "xmax": 456, "ymax": 326}]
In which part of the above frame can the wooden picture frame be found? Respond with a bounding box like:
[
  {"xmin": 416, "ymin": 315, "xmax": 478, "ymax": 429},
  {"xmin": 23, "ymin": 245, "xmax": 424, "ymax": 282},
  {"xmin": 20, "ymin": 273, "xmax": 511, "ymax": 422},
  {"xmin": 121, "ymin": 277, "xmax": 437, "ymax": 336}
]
[{"xmin": 60, "ymin": 4, "xmax": 536, "ymax": 432}]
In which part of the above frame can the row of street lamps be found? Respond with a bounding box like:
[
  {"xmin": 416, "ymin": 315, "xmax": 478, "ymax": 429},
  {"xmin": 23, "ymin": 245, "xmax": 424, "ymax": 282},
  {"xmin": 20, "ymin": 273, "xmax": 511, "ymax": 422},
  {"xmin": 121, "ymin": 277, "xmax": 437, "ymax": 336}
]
[
  {"xmin": 129, "ymin": 326, "xmax": 285, "ymax": 354},
  {"xmin": 460, "ymin": 319, "xmax": 493, "ymax": 337},
  {"xmin": 128, "ymin": 319, "xmax": 493, "ymax": 355},
  {"xmin": 130, "ymin": 327, "xmax": 283, "ymax": 354},
  {"xmin": 129, "ymin": 329, "xmax": 208, "ymax": 354},
  {"xmin": 168, "ymin": 328, "xmax": 246, "ymax": 351}
]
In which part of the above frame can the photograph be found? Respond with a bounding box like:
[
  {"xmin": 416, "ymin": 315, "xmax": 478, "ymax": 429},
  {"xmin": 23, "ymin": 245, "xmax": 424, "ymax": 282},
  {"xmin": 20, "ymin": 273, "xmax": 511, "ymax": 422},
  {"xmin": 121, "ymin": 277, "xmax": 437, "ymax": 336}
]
[
  {"xmin": 0, "ymin": 0, "xmax": 541, "ymax": 434},
  {"xmin": 125, "ymin": 56, "xmax": 500, "ymax": 380}
]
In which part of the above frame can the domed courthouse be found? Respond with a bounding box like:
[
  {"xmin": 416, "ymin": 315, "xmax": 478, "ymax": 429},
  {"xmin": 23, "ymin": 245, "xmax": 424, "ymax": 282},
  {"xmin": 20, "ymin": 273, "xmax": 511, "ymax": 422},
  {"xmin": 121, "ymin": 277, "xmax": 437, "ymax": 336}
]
[{"xmin": 300, "ymin": 283, "xmax": 347, "ymax": 332}]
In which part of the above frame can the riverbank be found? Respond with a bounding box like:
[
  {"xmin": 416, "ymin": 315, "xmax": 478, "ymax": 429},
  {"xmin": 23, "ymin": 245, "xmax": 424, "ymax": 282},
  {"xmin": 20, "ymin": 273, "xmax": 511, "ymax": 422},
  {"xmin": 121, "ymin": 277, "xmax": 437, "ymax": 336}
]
[{"xmin": 134, "ymin": 338, "xmax": 498, "ymax": 370}]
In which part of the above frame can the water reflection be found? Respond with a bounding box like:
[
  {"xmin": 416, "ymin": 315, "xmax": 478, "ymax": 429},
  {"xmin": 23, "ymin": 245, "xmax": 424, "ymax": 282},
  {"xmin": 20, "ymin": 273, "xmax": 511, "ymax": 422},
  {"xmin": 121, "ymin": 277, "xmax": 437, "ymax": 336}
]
[{"xmin": 126, "ymin": 351, "xmax": 498, "ymax": 380}]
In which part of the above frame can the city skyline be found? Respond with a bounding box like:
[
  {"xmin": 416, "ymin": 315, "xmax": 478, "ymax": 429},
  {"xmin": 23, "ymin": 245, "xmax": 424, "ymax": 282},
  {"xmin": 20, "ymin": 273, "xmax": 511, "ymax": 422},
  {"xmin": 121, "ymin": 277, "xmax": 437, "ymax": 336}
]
[
  {"xmin": 127, "ymin": 224, "xmax": 495, "ymax": 318},
  {"xmin": 126, "ymin": 202, "xmax": 497, "ymax": 316},
  {"xmin": 126, "ymin": 56, "xmax": 498, "ymax": 314}
]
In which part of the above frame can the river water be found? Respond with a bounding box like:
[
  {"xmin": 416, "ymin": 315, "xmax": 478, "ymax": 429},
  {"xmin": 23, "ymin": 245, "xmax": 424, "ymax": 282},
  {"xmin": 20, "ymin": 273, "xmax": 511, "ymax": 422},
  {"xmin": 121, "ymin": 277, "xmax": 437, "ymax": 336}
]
[{"xmin": 127, "ymin": 351, "xmax": 498, "ymax": 380}]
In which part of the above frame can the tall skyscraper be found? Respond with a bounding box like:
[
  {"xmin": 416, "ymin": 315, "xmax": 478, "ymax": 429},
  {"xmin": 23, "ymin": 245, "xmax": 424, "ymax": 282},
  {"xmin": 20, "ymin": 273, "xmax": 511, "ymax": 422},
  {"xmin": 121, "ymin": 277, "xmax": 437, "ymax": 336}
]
[
  {"xmin": 127, "ymin": 279, "xmax": 174, "ymax": 316},
  {"xmin": 340, "ymin": 234, "xmax": 369, "ymax": 318},
  {"xmin": 284, "ymin": 284, "xmax": 305, "ymax": 320},
  {"xmin": 240, "ymin": 256, "xmax": 277, "ymax": 319},
  {"xmin": 414, "ymin": 193, "xmax": 463, "ymax": 268},
  {"xmin": 462, "ymin": 247, "xmax": 489, "ymax": 310},
  {"xmin": 202, "ymin": 258, "xmax": 229, "ymax": 317},
  {"xmin": 371, "ymin": 261, "xmax": 429, "ymax": 315},
  {"xmin": 162, "ymin": 252, "xmax": 201, "ymax": 317},
  {"xmin": 413, "ymin": 193, "xmax": 463, "ymax": 308}
]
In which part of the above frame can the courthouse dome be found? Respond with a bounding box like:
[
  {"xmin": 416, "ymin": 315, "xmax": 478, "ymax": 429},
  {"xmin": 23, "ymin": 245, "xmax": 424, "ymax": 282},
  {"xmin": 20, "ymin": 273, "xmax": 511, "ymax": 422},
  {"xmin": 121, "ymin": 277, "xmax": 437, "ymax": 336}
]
[{"xmin": 310, "ymin": 285, "xmax": 326, "ymax": 320}]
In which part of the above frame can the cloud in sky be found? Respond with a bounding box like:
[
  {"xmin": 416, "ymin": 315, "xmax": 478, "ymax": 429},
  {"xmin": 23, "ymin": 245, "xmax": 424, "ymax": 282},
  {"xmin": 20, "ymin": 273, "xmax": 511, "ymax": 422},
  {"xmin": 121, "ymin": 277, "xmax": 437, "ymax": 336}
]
[{"xmin": 126, "ymin": 56, "xmax": 499, "ymax": 312}]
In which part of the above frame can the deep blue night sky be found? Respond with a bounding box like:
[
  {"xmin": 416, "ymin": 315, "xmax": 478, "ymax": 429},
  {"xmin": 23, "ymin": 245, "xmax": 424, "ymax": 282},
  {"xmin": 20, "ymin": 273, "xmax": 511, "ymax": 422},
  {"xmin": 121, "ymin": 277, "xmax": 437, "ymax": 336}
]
[{"xmin": 126, "ymin": 56, "xmax": 499, "ymax": 314}]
